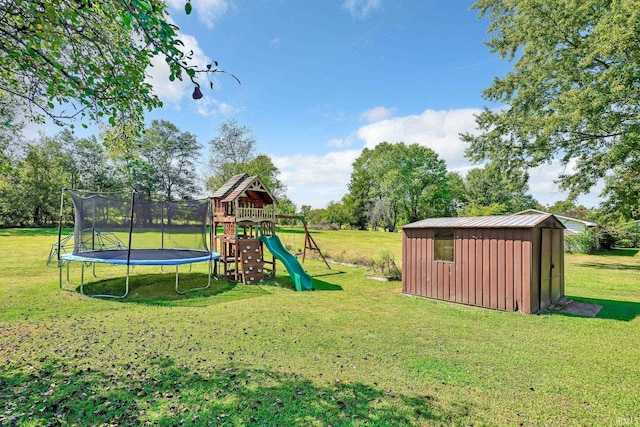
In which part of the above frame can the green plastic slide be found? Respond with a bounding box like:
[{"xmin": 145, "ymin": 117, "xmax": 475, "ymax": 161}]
[{"xmin": 260, "ymin": 235, "xmax": 313, "ymax": 291}]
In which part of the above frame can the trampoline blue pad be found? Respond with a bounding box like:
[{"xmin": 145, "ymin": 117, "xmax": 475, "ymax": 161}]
[{"xmin": 60, "ymin": 249, "xmax": 220, "ymax": 266}]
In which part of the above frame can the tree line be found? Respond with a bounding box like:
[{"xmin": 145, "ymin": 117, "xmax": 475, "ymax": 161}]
[
  {"xmin": 0, "ymin": 119, "xmax": 294, "ymax": 227},
  {"xmin": 300, "ymin": 142, "xmax": 539, "ymax": 232}
]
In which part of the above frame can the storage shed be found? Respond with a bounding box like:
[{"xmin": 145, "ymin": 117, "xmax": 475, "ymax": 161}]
[{"xmin": 402, "ymin": 214, "xmax": 565, "ymax": 314}]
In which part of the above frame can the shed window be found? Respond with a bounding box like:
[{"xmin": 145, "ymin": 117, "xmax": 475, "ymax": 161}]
[{"xmin": 434, "ymin": 229, "xmax": 454, "ymax": 262}]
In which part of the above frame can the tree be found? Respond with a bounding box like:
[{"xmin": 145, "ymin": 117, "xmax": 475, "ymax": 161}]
[
  {"xmin": 464, "ymin": 0, "xmax": 640, "ymax": 205},
  {"xmin": 600, "ymin": 167, "xmax": 640, "ymax": 221},
  {"xmin": 343, "ymin": 150, "xmax": 374, "ymax": 230},
  {"xmin": 0, "ymin": 0, "xmax": 232, "ymax": 135},
  {"xmin": 461, "ymin": 162, "xmax": 538, "ymax": 215},
  {"xmin": 206, "ymin": 120, "xmax": 286, "ymax": 197},
  {"xmin": 122, "ymin": 120, "xmax": 201, "ymax": 201},
  {"xmin": 19, "ymin": 136, "xmax": 72, "ymax": 225},
  {"xmin": 444, "ymin": 172, "xmax": 467, "ymax": 216},
  {"xmin": 324, "ymin": 201, "xmax": 351, "ymax": 229},
  {"xmin": 345, "ymin": 142, "xmax": 451, "ymax": 231},
  {"xmin": 208, "ymin": 119, "xmax": 257, "ymax": 173}
]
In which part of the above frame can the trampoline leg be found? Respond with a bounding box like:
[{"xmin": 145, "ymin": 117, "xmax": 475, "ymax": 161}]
[
  {"xmin": 175, "ymin": 262, "xmax": 212, "ymax": 295},
  {"xmin": 80, "ymin": 262, "xmax": 85, "ymax": 295},
  {"xmin": 86, "ymin": 264, "xmax": 130, "ymax": 299},
  {"xmin": 175, "ymin": 265, "xmax": 180, "ymax": 294},
  {"xmin": 60, "ymin": 262, "xmax": 70, "ymax": 290}
]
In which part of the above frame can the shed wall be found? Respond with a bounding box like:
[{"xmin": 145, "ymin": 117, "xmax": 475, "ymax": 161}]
[{"xmin": 402, "ymin": 227, "xmax": 538, "ymax": 313}]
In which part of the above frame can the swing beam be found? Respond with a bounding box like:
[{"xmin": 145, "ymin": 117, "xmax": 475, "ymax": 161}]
[{"xmin": 276, "ymin": 215, "xmax": 331, "ymax": 269}]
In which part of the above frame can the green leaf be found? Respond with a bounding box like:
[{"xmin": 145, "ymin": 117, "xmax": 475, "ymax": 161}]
[
  {"xmin": 185, "ymin": 2, "xmax": 192, "ymax": 15},
  {"xmin": 186, "ymin": 68, "xmax": 196, "ymax": 78},
  {"xmin": 136, "ymin": 0, "xmax": 152, "ymax": 12}
]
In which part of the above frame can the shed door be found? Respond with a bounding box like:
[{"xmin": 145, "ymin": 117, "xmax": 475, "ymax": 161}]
[
  {"xmin": 540, "ymin": 228, "xmax": 561, "ymax": 310},
  {"xmin": 550, "ymin": 228, "xmax": 563, "ymax": 302}
]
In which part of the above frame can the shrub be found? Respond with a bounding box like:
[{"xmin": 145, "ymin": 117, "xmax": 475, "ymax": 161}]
[
  {"xmin": 372, "ymin": 249, "xmax": 402, "ymax": 278},
  {"xmin": 565, "ymin": 228, "xmax": 599, "ymax": 254}
]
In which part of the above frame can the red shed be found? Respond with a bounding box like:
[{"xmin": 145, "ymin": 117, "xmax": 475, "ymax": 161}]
[{"xmin": 402, "ymin": 214, "xmax": 565, "ymax": 314}]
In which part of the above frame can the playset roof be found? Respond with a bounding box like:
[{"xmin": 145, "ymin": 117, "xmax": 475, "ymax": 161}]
[{"xmin": 211, "ymin": 173, "xmax": 276, "ymax": 205}]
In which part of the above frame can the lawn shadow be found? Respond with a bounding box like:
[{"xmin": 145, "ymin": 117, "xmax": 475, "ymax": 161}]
[
  {"xmin": 0, "ymin": 355, "xmax": 468, "ymax": 426},
  {"xmin": 72, "ymin": 273, "xmax": 252, "ymax": 306},
  {"xmin": 593, "ymin": 248, "xmax": 639, "ymax": 257},
  {"xmin": 313, "ymin": 271, "xmax": 345, "ymax": 278},
  {"xmin": 311, "ymin": 277, "xmax": 343, "ymax": 291},
  {"xmin": 261, "ymin": 276, "xmax": 342, "ymax": 292},
  {"xmin": 576, "ymin": 262, "xmax": 640, "ymax": 271},
  {"xmin": 548, "ymin": 296, "xmax": 640, "ymax": 321}
]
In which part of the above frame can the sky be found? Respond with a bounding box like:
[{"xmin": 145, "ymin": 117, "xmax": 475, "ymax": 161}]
[{"xmin": 27, "ymin": 0, "xmax": 604, "ymax": 209}]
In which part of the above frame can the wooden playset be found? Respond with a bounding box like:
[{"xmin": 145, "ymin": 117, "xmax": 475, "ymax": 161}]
[
  {"xmin": 211, "ymin": 173, "xmax": 329, "ymax": 290},
  {"xmin": 211, "ymin": 173, "xmax": 277, "ymax": 284}
]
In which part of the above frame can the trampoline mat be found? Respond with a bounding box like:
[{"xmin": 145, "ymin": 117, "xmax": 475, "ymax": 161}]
[{"xmin": 60, "ymin": 249, "xmax": 220, "ymax": 266}]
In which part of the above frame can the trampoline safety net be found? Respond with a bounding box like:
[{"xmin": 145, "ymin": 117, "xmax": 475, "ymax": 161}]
[{"xmin": 66, "ymin": 189, "xmax": 210, "ymax": 255}]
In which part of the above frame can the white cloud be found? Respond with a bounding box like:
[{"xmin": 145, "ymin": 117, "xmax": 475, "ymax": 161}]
[
  {"xmin": 527, "ymin": 160, "xmax": 604, "ymax": 208},
  {"xmin": 195, "ymin": 97, "xmax": 243, "ymax": 117},
  {"xmin": 272, "ymin": 107, "xmax": 604, "ymax": 210},
  {"xmin": 273, "ymin": 150, "xmax": 361, "ymax": 208},
  {"xmin": 357, "ymin": 108, "xmax": 481, "ymax": 169},
  {"xmin": 145, "ymin": 29, "xmax": 212, "ymax": 105},
  {"xmin": 327, "ymin": 138, "xmax": 347, "ymax": 148},
  {"xmin": 166, "ymin": 0, "xmax": 230, "ymax": 29},
  {"xmin": 342, "ymin": 0, "xmax": 382, "ymax": 19},
  {"xmin": 360, "ymin": 106, "xmax": 393, "ymax": 123}
]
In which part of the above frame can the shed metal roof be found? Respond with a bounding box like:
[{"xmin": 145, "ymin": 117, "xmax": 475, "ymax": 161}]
[
  {"xmin": 514, "ymin": 209, "xmax": 597, "ymax": 227},
  {"xmin": 403, "ymin": 214, "xmax": 565, "ymax": 229}
]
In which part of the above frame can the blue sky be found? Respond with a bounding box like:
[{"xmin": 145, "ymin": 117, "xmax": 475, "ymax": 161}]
[{"xmin": 28, "ymin": 0, "xmax": 603, "ymax": 209}]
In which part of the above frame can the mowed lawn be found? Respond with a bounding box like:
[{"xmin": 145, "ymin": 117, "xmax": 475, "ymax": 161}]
[{"xmin": 1, "ymin": 229, "xmax": 639, "ymax": 426}]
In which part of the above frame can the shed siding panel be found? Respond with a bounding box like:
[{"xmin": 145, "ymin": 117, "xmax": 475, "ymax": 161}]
[
  {"xmin": 409, "ymin": 232, "xmax": 417, "ymax": 296},
  {"xmin": 497, "ymin": 229, "xmax": 506, "ymax": 311},
  {"xmin": 555, "ymin": 228, "xmax": 565, "ymax": 300},
  {"xmin": 505, "ymin": 232, "xmax": 515, "ymax": 311},
  {"xmin": 522, "ymin": 231, "xmax": 532, "ymax": 314},
  {"xmin": 425, "ymin": 232, "xmax": 433, "ymax": 298},
  {"xmin": 465, "ymin": 229, "xmax": 474, "ymax": 305},
  {"xmin": 514, "ymin": 230, "xmax": 523, "ymax": 312},
  {"xmin": 489, "ymin": 234, "xmax": 498, "ymax": 309},
  {"xmin": 460, "ymin": 230, "xmax": 469, "ymax": 304},
  {"xmin": 417, "ymin": 230, "xmax": 429, "ymax": 297},
  {"xmin": 403, "ymin": 231, "xmax": 411, "ymax": 294},
  {"xmin": 455, "ymin": 235, "xmax": 463, "ymax": 303},
  {"xmin": 418, "ymin": 231, "xmax": 425, "ymax": 297},
  {"xmin": 402, "ymin": 231, "xmax": 407, "ymax": 293},
  {"xmin": 410, "ymin": 231, "xmax": 417, "ymax": 297},
  {"xmin": 475, "ymin": 231, "xmax": 483, "ymax": 307},
  {"xmin": 482, "ymin": 237, "xmax": 490, "ymax": 308},
  {"xmin": 436, "ymin": 261, "xmax": 443, "ymax": 300}
]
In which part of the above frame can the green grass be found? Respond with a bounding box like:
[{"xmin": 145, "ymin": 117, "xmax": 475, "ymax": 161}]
[
  {"xmin": 278, "ymin": 226, "xmax": 402, "ymax": 266},
  {"xmin": 1, "ymin": 230, "xmax": 639, "ymax": 425}
]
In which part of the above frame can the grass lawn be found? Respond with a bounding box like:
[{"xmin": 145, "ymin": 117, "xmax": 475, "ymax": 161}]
[{"xmin": 1, "ymin": 229, "xmax": 639, "ymax": 426}]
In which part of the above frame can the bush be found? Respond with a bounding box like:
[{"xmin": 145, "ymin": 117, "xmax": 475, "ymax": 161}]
[
  {"xmin": 608, "ymin": 224, "xmax": 640, "ymax": 248},
  {"xmin": 371, "ymin": 249, "xmax": 402, "ymax": 278},
  {"xmin": 565, "ymin": 228, "xmax": 599, "ymax": 254}
]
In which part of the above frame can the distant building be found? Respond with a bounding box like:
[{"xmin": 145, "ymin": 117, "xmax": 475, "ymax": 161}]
[{"xmin": 515, "ymin": 209, "xmax": 597, "ymax": 235}]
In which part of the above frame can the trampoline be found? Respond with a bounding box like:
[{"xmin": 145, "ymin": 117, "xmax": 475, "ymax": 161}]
[{"xmin": 57, "ymin": 189, "xmax": 220, "ymax": 298}]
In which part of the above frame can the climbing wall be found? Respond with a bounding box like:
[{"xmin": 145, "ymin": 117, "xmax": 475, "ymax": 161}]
[{"xmin": 238, "ymin": 239, "xmax": 265, "ymax": 284}]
